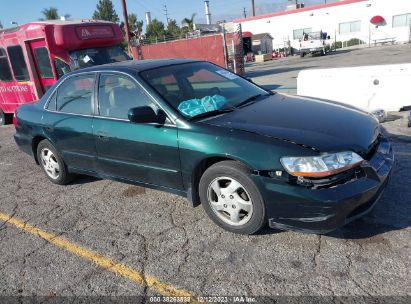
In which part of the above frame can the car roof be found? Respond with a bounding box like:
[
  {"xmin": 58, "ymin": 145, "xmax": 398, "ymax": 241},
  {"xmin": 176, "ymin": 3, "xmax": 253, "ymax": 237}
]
[{"xmin": 71, "ymin": 58, "xmax": 202, "ymax": 75}]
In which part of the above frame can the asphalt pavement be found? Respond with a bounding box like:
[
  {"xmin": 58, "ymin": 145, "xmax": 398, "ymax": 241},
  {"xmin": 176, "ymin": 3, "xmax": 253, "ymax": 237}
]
[
  {"xmin": 247, "ymin": 44, "xmax": 411, "ymax": 95},
  {"xmin": 0, "ymin": 44, "xmax": 410, "ymax": 302}
]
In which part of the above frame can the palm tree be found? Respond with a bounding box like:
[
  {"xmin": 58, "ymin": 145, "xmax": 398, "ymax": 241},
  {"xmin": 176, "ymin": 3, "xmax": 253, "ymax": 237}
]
[
  {"xmin": 41, "ymin": 7, "xmax": 59, "ymax": 20},
  {"xmin": 182, "ymin": 13, "xmax": 196, "ymax": 31}
]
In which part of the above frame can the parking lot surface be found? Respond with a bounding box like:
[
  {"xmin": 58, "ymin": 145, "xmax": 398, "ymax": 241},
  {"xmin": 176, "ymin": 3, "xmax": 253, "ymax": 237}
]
[
  {"xmin": 1, "ymin": 118, "xmax": 410, "ymax": 301},
  {"xmin": 247, "ymin": 44, "xmax": 411, "ymax": 95},
  {"xmin": 1, "ymin": 46, "xmax": 411, "ymax": 302}
]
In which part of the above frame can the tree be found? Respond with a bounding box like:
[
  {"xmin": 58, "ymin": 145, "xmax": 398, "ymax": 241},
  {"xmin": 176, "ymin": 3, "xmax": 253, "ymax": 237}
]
[
  {"xmin": 92, "ymin": 0, "xmax": 119, "ymax": 23},
  {"xmin": 41, "ymin": 7, "xmax": 59, "ymax": 20},
  {"xmin": 126, "ymin": 13, "xmax": 143, "ymax": 34},
  {"xmin": 166, "ymin": 19, "xmax": 181, "ymax": 39},
  {"xmin": 181, "ymin": 13, "xmax": 196, "ymax": 31},
  {"xmin": 145, "ymin": 19, "xmax": 166, "ymax": 42},
  {"xmin": 120, "ymin": 13, "xmax": 143, "ymax": 45}
]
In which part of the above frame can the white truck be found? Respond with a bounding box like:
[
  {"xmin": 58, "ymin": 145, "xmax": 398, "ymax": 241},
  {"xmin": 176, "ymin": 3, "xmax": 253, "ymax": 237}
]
[{"xmin": 299, "ymin": 31, "xmax": 328, "ymax": 57}]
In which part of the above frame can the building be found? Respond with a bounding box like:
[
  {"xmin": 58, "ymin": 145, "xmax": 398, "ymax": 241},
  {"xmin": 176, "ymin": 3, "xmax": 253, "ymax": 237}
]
[
  {"xmin": 234, "ymin": 0, "xmax": 411, "ymax": 50},
  {"xmin": 251, "ymin": 33, "xmax": 273, "ymax": 54}
]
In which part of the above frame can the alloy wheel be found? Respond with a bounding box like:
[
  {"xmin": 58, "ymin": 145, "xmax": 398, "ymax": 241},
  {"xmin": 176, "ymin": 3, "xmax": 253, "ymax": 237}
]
[
  {"xmin": 40, "ymin": 148, "xmax": 60, "ymax": 180},
  {"xmin": 207, "ymin": 176, "xmax": 253, "ymax": 226}
]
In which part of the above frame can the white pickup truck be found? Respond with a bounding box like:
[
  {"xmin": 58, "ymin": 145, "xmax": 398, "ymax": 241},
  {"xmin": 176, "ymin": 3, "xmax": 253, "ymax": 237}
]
[{"xmin": 299, "ymin": 31, "xmax": 328, "ymax": 57}]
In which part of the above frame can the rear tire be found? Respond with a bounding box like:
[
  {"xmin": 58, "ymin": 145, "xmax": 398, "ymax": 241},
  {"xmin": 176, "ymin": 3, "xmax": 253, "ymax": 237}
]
[
  {"xmin": 0, "ymin": 109, "xmax": 5, "ymax": 126},
  {"xmin": 199, "ymin": 161, "xmax": 266, "ymax": 235},
  {"xmin": 36, "ymin": 140, "xmax": 74, "ymax": 185}
]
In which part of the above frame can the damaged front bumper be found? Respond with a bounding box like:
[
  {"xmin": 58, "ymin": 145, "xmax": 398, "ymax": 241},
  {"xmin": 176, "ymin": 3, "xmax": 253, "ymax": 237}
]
[{"xmin": 257, "ymin": 137, "xmax": 394, "ymax": 234}]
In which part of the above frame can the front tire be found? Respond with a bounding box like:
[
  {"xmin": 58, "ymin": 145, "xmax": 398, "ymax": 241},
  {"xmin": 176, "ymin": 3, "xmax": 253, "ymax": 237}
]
[
  {"xmin": 37, "ymin": 140, "xmax": 73, "ymax": 185},
  {"xmin": 199, "ymin": 161, "xmax": 266, "ymax": 234}
]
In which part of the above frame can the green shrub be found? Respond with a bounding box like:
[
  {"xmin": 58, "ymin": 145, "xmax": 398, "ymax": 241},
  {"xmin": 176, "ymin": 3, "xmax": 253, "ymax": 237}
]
[
  {"xmin": 332, "ymin": 41, "xmax": 343, "ymax": 49},
  {"xmin": 346, "ymin": 38, "xmax": 365, "ymax": 47}
]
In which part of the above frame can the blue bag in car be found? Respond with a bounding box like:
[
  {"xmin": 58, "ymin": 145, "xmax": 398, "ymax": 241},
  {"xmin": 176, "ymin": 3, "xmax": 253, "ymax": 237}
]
[{"xmin": 178, "ymin": 95, "xmax": 227, "ymax": 117}]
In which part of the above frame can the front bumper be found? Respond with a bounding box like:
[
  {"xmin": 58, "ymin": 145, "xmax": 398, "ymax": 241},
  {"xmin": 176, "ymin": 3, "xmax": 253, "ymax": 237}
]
[{"xmin": 259, "ymin": 137, "xmax": 394, "ymax": 234}]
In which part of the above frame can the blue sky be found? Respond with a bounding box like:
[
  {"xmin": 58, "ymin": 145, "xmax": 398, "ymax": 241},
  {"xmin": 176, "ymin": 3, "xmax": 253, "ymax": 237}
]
[{"xmin": 0, "ymin": 0, "xmax": 337, "ymax": 28}]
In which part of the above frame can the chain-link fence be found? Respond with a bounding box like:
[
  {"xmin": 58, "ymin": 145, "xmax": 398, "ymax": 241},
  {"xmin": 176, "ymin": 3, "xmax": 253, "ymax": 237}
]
[{"xmin": 222, "ymin": 22, "xmax": 245, "ymax": 75}]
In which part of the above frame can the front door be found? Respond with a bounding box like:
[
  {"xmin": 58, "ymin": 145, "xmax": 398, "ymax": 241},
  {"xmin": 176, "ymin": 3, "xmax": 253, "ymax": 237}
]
[
  {"xmin": 93, "ymin": 73, "xmax": 183, "ymax": 190},
  {"xmin": 28, "ymin": 39, "xmax": 56, "ymax": 94}
]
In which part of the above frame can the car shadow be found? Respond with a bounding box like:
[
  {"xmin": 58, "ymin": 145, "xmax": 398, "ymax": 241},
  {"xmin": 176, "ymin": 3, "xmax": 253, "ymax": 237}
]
[
  {"xmin": 69, "ymin": 175, "xmax": 101, "ymax": 185},
  {"xmin": 325, "ymin": 49, "xmax": 355, "ymax": 56}
]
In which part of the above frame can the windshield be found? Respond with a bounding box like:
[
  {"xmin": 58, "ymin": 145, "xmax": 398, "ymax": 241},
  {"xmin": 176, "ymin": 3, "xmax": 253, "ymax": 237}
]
[
  {"xmin": 69, "ymin": 45, "xmax": 131, "ymax": 69},
  {"xmin": 140, "ymin": 62, "xmax": 269, "ymax": 119}
]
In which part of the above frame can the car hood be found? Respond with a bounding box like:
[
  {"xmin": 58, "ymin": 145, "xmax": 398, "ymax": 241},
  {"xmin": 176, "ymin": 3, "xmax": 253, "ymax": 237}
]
[{"xmin": 203, "ymin": 94, "xmax": 380, "ymax": 153}]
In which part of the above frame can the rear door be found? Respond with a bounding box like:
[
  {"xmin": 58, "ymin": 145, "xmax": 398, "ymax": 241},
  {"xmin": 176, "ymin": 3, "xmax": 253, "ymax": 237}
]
[
  {"xmin": 43, "ymin": 73, "xmax": 97, "ymax": 172},
  {"xmin": 28, "ymin": 39, "xmax": 56, "ymax": 93}
]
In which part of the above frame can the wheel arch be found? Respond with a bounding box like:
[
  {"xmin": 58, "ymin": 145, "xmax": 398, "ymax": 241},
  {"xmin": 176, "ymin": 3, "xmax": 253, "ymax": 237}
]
[
  {"xmin": 187, "ymin": 155, "xmax": 255, "ymax": 207},
  {"xmin": 32, "ymin": 135, "xmax": 48, "ymax": 165}
]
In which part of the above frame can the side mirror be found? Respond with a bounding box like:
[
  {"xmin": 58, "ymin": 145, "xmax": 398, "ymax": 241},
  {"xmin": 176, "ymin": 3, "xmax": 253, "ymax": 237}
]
[{"xmin": 128, "ymin": 106, "xmax": 165, "ymax": 124}]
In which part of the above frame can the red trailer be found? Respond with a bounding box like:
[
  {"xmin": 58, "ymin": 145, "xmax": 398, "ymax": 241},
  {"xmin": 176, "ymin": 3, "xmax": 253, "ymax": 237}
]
[{"xmin": 0, "ymin": 20, "xmax": 129, "ymax": 125}]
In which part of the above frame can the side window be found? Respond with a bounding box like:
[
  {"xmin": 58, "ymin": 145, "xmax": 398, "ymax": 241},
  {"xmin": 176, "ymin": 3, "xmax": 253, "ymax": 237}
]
[
  {"xmin": 7, "ymin": 45, "xmax": 30, "ymax": 81},
  {"xmin": 56, "ymin": 75, "xmax": 94, "ymax": 115},
  {"xmin": 33, "ymin": 47, "xmax": 53, "ymax": 78},
  {"xmin": 54, "ymin": 58, "xmax": 71, "ymax": 79},
  {"xmin": 0, "ymin": 48, "xmax": 13, "ymax": 82},
  {"xmin": 46, "ymin": 91, "xmax": 57, "ymax": 110},
  {"xmin": 98, "ymin": 74, "xmax": 154, "ymax": 119}
]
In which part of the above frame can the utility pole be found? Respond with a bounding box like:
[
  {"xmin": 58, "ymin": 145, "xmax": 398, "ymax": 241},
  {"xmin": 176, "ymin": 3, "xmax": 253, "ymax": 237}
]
[
  {"xmin": 163, "ymin": 4, "xmax": 170, "ymax": 24},
  {"xmin": 120, "ymin": 0, "xmax": 131, "ymax": 54},
  {"xmin": 243, "ymin": 7, "xmax": 247, "ymax": 18},
  {"xmin": 251, "ymin": 0, "xmax": 255, "ymax": 16}
]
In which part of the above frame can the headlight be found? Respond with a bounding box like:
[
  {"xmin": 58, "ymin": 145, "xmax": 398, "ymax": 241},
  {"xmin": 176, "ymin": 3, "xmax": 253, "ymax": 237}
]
[{"xmin": 280, "ymin": 151, "xmax": 363, "ymax": 178}]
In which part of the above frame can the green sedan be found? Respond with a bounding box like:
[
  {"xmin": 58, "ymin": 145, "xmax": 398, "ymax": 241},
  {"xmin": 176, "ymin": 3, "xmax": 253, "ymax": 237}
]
[{"xmin": 14, "ymin": 59, "xmax": 393, "ymax": 234}]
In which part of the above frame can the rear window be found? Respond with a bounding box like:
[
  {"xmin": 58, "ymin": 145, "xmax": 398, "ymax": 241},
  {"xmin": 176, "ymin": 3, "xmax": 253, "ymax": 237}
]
[
  {"xmin": 46, "ymin": 91, "xmax": 57, "ymax": 111},
  {"xmin": 7, "ymin": 45, "xmax": 30, "ymax": 81},
  {"xmin": 34, "ymin": 47, "xmax": 54, "ymax": 78},
  {"xmin": 0, "ymin": 48, "xmax": 12, "ymax": 82},
  {"xmin": 56, "ymin": 75, "xmax": 94, "ymax": 115}
]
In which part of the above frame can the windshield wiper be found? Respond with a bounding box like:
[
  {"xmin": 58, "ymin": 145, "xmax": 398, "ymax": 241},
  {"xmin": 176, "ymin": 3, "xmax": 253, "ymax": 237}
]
[
  {"xmin": 188, "ymin": 108, "xmax": 235, "ymax": 121},
  {"xmin": 236, "ymin": 94, "xmax": 264, "ymax": 108}
]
